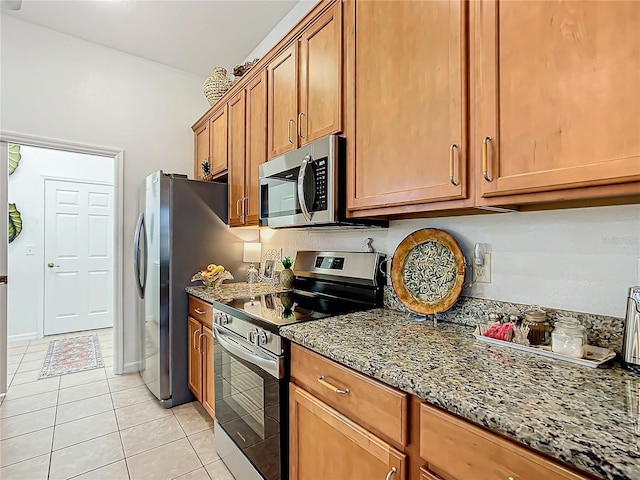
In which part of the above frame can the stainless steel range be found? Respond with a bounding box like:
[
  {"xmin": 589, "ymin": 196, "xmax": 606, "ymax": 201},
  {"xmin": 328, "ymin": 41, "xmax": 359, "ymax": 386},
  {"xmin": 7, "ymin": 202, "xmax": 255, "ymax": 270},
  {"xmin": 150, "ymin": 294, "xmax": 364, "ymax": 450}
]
[{"xmin": 211, "ymin": 250, "xmax": 386, "ymax": 480}]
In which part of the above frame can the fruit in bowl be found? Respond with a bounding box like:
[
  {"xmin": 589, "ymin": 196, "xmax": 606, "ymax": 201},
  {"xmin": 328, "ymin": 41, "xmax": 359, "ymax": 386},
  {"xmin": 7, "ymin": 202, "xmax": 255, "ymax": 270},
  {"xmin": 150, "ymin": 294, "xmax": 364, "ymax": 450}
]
[{"xmin": 191, "ymin": 263, "xmax": 234, "ymax": 288}]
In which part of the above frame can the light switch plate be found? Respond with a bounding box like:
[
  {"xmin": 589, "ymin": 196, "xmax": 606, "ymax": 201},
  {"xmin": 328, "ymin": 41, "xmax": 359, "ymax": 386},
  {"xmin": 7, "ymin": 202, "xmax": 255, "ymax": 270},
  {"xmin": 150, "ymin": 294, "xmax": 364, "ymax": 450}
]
[{"xmin": 474, "ymin": 253, "xmax": 491, "ymax": 284}]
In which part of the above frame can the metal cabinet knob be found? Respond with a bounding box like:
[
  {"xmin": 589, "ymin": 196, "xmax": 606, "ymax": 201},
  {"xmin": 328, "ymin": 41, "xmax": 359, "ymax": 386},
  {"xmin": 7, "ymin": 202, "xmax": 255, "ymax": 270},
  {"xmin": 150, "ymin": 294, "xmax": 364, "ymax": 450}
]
[{"xmin": 47, "ymin": 262, "xmax": 60, "ymax": 268}]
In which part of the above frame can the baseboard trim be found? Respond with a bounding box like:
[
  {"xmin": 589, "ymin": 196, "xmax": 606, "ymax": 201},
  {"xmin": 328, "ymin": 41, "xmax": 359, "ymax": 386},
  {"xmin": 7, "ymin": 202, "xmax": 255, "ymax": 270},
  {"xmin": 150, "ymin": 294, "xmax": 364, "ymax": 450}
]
[
  {"xmin": 8, "ymin": 332, "xmax": 38, "ymax": 343},
  {"xmin": 122, "ymin": 361, "xmax": 141, "ymax": 374}
]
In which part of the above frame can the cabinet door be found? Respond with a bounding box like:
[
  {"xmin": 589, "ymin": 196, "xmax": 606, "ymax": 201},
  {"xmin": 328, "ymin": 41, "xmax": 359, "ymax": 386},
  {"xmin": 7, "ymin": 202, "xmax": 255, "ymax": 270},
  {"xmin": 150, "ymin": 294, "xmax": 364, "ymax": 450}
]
[
  {"xmin": 268, "ymin": 42, "xmax": 299, "ymax": 159},
  {"xmin": 187, "ymin": 317, "xmax": 202, "ymax": 402},
  {"xmin": 299, "ymin": 1, "xmax": 342, "ymax": 144},
  {"xmin": 346, "ymin": 0, "xmax": 468, "ymax": 213},
  {"xmin": 228, "ymin": 91, "xmax": 246, "ymax": 227},
  {"xmin": 201, "ymin": 326, "xmax": 215, "ymax": 420},
  {"xmin": 209, "ymin": 104, "xmax": 229, "ymax": 176},
  {"xmin": 245, "ymin": 71, "xmax": 268, "ymax": 225},
  {"xmin": 290, "ymin": 383, "xmax": 406, "ymax": 480},
  {"xmin": 474, "ymin": 0, "xmax": 640, "ymax": 199},
  {"xmin": 419, "ymin": 468, "xmax": 442, "ymax": 480},
  {"xmin": 193, "ymin": 121, "xmax": 210, "ymax": 180}
]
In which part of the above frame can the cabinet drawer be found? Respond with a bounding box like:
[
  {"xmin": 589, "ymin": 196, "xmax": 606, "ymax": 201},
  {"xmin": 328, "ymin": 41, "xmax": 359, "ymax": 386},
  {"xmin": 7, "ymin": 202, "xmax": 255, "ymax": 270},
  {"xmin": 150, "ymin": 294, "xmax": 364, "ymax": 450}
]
[
  {"xmin": 290, "ymin": 343, "xmax": 408, "ymax": 446},
  {"xmin": 188, "ymin": 296, "xmax": 213, "ymax": 329},
  {"xmin": 420, "ymin": 403, "xmax": 589, "ymax": 480}
]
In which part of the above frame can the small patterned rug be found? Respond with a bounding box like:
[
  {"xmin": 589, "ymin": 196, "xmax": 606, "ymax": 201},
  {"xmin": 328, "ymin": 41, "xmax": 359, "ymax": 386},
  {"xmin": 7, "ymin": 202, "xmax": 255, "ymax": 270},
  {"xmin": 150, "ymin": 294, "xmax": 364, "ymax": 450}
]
[{"xmin": 40, "ymin": 335, "xmax": 103, "ymax": 378}]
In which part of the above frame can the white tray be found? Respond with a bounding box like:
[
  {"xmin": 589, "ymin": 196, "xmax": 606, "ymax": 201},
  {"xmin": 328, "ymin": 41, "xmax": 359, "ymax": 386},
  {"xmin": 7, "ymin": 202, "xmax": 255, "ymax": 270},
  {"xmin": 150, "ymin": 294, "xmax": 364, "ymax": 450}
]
[{"xmin": 473, "ymin": 327, "xmax": 616, "ymax": 368}]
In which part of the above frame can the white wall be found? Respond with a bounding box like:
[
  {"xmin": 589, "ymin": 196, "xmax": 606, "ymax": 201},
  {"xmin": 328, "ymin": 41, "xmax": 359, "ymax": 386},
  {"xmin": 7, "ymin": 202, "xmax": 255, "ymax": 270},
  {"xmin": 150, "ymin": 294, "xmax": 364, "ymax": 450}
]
[
  {"xmin": 262, "ymin": 204, "xmax": 640, "ymax": 319},
  {"xmin": 7, "ymin": 145, "xmax": 114, "ymax": 341},
  {"xmin": 1, "ymin": 16, "xmax": 209, "ymax": 368},
  {"xmin": 243, "ymin": 0, "xmax": 316, "ymax": 63}
]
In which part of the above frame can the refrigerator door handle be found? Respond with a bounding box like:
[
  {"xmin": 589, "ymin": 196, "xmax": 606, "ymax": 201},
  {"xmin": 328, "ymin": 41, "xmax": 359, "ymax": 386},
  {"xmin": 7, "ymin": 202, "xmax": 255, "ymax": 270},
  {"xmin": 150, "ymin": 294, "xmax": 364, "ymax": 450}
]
[{"xmin": 133, "ymin": 212, "xmax": 147, "ymax": 298}]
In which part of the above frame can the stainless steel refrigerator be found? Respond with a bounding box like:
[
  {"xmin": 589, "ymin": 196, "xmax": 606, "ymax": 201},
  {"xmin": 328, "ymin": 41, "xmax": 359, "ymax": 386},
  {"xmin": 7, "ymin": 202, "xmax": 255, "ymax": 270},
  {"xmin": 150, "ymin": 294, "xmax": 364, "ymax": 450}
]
[{"xmin": 133, "ymin": 171, "xmax": 251, "ymax": 408}]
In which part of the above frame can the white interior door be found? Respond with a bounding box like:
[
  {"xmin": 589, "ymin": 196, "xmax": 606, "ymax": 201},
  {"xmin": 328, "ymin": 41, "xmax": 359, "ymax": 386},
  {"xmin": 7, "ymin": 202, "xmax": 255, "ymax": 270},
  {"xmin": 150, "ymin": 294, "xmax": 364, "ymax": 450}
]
[
  {"xmin": 44, "ymin": 179, "xmax": 114, "ymax": 335},
  {"xmin": 0, "ymin": 142, "xmax": 8, "ymax": 395}
]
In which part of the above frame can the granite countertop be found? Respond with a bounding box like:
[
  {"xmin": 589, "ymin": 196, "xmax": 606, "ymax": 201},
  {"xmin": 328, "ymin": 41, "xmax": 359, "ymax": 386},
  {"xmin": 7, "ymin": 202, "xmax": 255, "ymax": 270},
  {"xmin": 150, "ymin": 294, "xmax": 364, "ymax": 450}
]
[
  {"xmin": 280, "ymin": 308, "xmax": 640, "ymax": 480},
  {"xmin": 186, "ymin": 282, "xmax": 288, "ymax": 303}
]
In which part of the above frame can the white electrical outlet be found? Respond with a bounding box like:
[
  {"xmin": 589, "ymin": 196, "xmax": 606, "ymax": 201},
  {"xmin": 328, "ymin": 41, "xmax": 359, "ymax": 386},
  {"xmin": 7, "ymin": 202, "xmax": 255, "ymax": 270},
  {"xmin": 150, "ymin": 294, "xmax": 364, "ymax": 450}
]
[{"xmin": 474, "ymin": 253, "xmax": 491, "ymax": 284}]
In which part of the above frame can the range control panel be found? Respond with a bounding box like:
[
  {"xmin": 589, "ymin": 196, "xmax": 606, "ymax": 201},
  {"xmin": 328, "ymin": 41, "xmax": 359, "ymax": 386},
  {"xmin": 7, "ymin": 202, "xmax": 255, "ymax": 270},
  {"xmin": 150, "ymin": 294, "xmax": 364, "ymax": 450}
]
[{"xmin": 314, "ymin": 256, "xmax": 345, "ymax": 270}]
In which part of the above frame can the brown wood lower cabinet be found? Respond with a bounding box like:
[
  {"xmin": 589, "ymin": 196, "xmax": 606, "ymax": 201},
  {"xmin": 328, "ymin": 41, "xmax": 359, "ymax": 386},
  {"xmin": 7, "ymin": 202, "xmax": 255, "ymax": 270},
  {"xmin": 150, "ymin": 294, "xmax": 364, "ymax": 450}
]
[
  {"xmin": 420, "ymin": 403, "xmax": 589, "ymax": 480},
  {"xmin": 420, "ymin": 468, "xmax": 442, "ymax": 480},
  {"xmin": 187, "ymin": 317, "xmax": 203, "ymax": 402},
  {"xmin": 290, "ymin": 343, "xmax": 593, "ymax": 480},
  {"xmin": 290, "ymin": 383, "xmax": 406, "ymax": 480},
  {"xmin": 201, "ymin": 326, "xmax": 215, "ymax": 418},
  {"xmin": 187, "ymin": 295, "xmax": 215, "ymax": 420}
]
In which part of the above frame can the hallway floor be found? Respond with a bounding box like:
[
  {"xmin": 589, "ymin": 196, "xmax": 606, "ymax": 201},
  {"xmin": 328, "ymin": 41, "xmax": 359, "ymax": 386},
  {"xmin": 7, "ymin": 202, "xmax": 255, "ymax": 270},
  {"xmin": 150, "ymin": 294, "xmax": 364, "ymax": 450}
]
[{"xmin": 1, "ymin": 328, "xmax": 234, "ymax": 480}]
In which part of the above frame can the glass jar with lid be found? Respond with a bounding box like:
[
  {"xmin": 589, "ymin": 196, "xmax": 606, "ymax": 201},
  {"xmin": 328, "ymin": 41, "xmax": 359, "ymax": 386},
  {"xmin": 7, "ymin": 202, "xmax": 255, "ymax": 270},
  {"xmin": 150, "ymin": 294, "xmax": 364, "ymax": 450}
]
[
  {"xmin": 523, "ymin": 306, "xmax": 550, "ymax": 345},
  {"xmin": 552, "ymin": 317, "xmax": 587, "ymax": 358}
]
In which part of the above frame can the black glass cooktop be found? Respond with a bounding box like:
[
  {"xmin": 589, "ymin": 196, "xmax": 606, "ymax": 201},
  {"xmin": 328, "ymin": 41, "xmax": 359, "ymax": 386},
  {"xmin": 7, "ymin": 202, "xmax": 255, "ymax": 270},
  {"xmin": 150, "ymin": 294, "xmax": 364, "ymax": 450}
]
[{"xmin": 216, "ymin": 290, "xmax": 373, "ymax": 327}]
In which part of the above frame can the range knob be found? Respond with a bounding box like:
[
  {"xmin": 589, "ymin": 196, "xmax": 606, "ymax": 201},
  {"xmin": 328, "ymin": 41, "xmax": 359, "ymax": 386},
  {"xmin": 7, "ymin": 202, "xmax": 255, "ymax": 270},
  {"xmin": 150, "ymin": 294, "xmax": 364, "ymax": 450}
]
[
  {"xmin": 215, "ymin": 312, "xmax": 230, "ymax": 325},
  {"xmin": 256, "ymin": 329, "xmax": 269, "ymax": 346}
]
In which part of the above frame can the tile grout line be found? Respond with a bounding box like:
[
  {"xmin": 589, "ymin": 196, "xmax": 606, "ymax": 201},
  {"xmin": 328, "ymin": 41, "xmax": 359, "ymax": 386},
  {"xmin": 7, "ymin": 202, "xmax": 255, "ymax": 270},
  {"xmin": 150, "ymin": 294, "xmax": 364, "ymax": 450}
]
[
  {"xmin": 48, "ymin": 364, "xmax": 60, "ymax": 480},
  {"xmin": 104, "ymin": 337, "xmax": 132, "ymax": 480}
]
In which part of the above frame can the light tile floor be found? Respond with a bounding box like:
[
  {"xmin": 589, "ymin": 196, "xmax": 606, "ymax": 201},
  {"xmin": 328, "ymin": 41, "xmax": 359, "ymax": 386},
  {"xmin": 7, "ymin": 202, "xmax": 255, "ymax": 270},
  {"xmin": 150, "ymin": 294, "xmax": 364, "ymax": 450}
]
[{"xmin": 1, "ymin": 328, "xmax": 234, "ymax": 480}]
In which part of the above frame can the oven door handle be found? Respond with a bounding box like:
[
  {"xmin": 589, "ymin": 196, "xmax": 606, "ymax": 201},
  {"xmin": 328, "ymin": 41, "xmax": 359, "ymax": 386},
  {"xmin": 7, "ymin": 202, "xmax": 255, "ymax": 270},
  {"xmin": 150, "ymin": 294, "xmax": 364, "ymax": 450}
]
[
  {"xmin": 213, "ymin": 325, "xmax": 283, "ymax": 379},
  {"xmin": 297, "ymin": 154, "xmax": 313, "ymax": 223}
]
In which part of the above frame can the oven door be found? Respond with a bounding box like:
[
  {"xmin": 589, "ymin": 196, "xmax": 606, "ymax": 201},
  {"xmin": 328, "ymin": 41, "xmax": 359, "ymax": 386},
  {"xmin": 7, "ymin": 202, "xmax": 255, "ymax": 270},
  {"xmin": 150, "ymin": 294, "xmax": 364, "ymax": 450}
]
[
  {"xmin": 259, "ymin": 136, "xmax": 335, "ymax": 227},
  {"xmin": 213, "ymin": 325, "xmax": 286, "ymax": 480}
]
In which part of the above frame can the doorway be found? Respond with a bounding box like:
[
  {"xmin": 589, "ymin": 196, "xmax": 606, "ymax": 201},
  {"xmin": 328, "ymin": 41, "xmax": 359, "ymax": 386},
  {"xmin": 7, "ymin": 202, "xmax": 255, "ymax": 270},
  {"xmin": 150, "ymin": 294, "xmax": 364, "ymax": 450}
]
[
  {"xmin": 0, "ymin": 134, "xmax": 124, "ymax": 397},
  {"xmin": 43, "ymin": 178, "xmax": 115, "ymax": 335}
]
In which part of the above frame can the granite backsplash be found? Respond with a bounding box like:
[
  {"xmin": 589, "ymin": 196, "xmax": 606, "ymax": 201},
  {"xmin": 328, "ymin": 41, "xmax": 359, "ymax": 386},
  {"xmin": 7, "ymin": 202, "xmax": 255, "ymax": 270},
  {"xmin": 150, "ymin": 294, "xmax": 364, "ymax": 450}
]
[{"xmin": 383, "ymin": 285, "xmax": 625, "ymax": 353}]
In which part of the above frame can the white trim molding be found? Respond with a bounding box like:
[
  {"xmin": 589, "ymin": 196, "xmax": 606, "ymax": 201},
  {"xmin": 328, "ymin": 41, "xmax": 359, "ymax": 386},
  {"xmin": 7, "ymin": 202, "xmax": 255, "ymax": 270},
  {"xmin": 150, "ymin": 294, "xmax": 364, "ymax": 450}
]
[
  {"xmin": 8, "ymin": 332, "xmax": 38, "ymax": 343},
  {"xmin": 0, "ymin": 130, "xmax": 126, "ymax": 375}
]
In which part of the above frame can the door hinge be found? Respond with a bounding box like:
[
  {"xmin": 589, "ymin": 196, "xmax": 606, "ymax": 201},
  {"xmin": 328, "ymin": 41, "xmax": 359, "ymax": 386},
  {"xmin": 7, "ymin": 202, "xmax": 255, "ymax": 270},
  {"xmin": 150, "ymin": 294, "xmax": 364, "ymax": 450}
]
[{"xmin": 0, "ymin": 275, "xmax": 7, "ymax": 285}]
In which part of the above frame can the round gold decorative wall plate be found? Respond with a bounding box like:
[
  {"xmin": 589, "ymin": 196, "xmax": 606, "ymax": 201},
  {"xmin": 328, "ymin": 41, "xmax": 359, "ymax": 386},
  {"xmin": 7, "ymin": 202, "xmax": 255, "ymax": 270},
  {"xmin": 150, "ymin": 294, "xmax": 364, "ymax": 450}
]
[{"xmin": 391, "ymin": 228, "xmax": 466, "ymax": 315}]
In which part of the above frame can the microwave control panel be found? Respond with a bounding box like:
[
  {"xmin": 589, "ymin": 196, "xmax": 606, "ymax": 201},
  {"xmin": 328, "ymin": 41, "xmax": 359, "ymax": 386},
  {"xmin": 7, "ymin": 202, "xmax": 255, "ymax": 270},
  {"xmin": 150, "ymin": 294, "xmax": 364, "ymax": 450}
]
[{"xmin": 313, "ymin": 158, "xmax": 327, "ymax": 211}]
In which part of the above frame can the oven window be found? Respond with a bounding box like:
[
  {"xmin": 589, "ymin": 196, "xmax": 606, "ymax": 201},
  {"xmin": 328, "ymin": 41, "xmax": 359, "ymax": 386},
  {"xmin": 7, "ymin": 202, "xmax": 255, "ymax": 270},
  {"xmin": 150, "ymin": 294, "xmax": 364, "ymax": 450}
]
[{"xmin": 214, "ymin": 339, "xmax": 283, "ymax": 480}]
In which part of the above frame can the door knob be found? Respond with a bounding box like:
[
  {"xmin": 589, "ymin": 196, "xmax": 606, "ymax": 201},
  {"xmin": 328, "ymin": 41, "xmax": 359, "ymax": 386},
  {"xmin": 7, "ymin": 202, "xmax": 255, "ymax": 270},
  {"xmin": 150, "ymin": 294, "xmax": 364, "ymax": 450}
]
[{"xmin": 47, "ymin": 262, "xmax": 60, "ymax": 268}]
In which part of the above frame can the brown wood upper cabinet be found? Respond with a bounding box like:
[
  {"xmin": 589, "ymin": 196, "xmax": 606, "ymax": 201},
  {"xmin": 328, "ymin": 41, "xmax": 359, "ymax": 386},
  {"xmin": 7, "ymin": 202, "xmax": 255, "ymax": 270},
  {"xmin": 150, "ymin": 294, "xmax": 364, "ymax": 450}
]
[
  {"xmin": 193, "ymin": 121, "xmax": 210, "ymax": 181},
  {"xmin": 209, "ymin": 104, "xmax": 229, "ymax": 178},
  {"xmin": 345, "ymin": 0, "xmax": 468, "ymax": 214},
  {"xmin": 473, "ymin": 0, "xmax": 640, "ymax": 201},
  {"xmin": 229, "ymin": 71, "xmax": 268, "ymax": 227},
  {"xmin": 268, "ymin": 1, "xmax": 342, "ymax": 159}
]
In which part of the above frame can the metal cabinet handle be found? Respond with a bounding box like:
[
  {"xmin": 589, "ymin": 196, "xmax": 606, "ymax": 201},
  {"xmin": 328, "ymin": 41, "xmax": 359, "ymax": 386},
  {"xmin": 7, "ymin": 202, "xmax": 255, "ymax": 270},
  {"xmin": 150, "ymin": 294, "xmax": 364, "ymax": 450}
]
[
  {"xmin": 508, "ymin": 477, "xmax": 516, "ymax": 480},
  {"xmin": 317, "ymin": 376, "xmax": 350, "ymax": 395},
  {"xmin": 385, "ymin": 467, "xmax": 397, "ymax": 480},
  {"xmin": 198, "ymin": 333, "xmax": 205, "ymax": 355},
  {"xmin": 236, "ymin": 199, "xmax": 242, "ymax": 218},
  {"xmin": 298, "ymin": 112, "xmax": 306, "ymax": 139},
  {"xmin": 193, "ymin": 329, "xmax": 200, "ymax": 352},
  {"xmin": 241, "ymin": 197, "xmax": 246, "ymax": 218},
  {"xmin": 47, "ymin": 262, "xmax": 60, "ymax": 268},
  {"xmin": 243, "ymin": 197, "xmax": 248, "ymax": 218},
  {"xmin": 194, "ymin": 308, "xmax": 206, "ymax": 315},
  {"xmin": 449, "ymin": 143, "xmax": 460, "ymax": 186},
  {"xmin": 288, "ymin": 119, "xmax": 295, "ymax": 144},
  {"xmin": 482, "ymin": 136, "xmax": 493, "ymax": 182}
]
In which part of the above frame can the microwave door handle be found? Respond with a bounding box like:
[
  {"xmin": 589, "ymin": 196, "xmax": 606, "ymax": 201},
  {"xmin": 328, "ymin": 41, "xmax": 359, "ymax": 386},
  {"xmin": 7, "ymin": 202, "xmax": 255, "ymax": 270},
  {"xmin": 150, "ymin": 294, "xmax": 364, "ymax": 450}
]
[{"xmin": 297, "ymin": 154, "xmax": 312, "ymax": 222}]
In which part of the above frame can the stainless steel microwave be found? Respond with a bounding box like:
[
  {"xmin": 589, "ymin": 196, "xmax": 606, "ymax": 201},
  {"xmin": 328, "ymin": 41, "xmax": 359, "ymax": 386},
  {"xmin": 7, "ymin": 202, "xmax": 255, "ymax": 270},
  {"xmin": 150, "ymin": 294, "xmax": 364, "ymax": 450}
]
[{"xmin": 259, "ymin": 135, "xmax": 387, "ymax": 228}]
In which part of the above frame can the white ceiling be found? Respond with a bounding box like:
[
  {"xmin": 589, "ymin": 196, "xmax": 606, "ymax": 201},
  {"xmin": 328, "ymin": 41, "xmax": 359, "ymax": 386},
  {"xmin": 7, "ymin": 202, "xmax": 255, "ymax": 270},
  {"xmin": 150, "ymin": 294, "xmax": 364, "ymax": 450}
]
[{"xmin": 3, "ymin": 0, "xmax": 299, "ymax": 78}]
